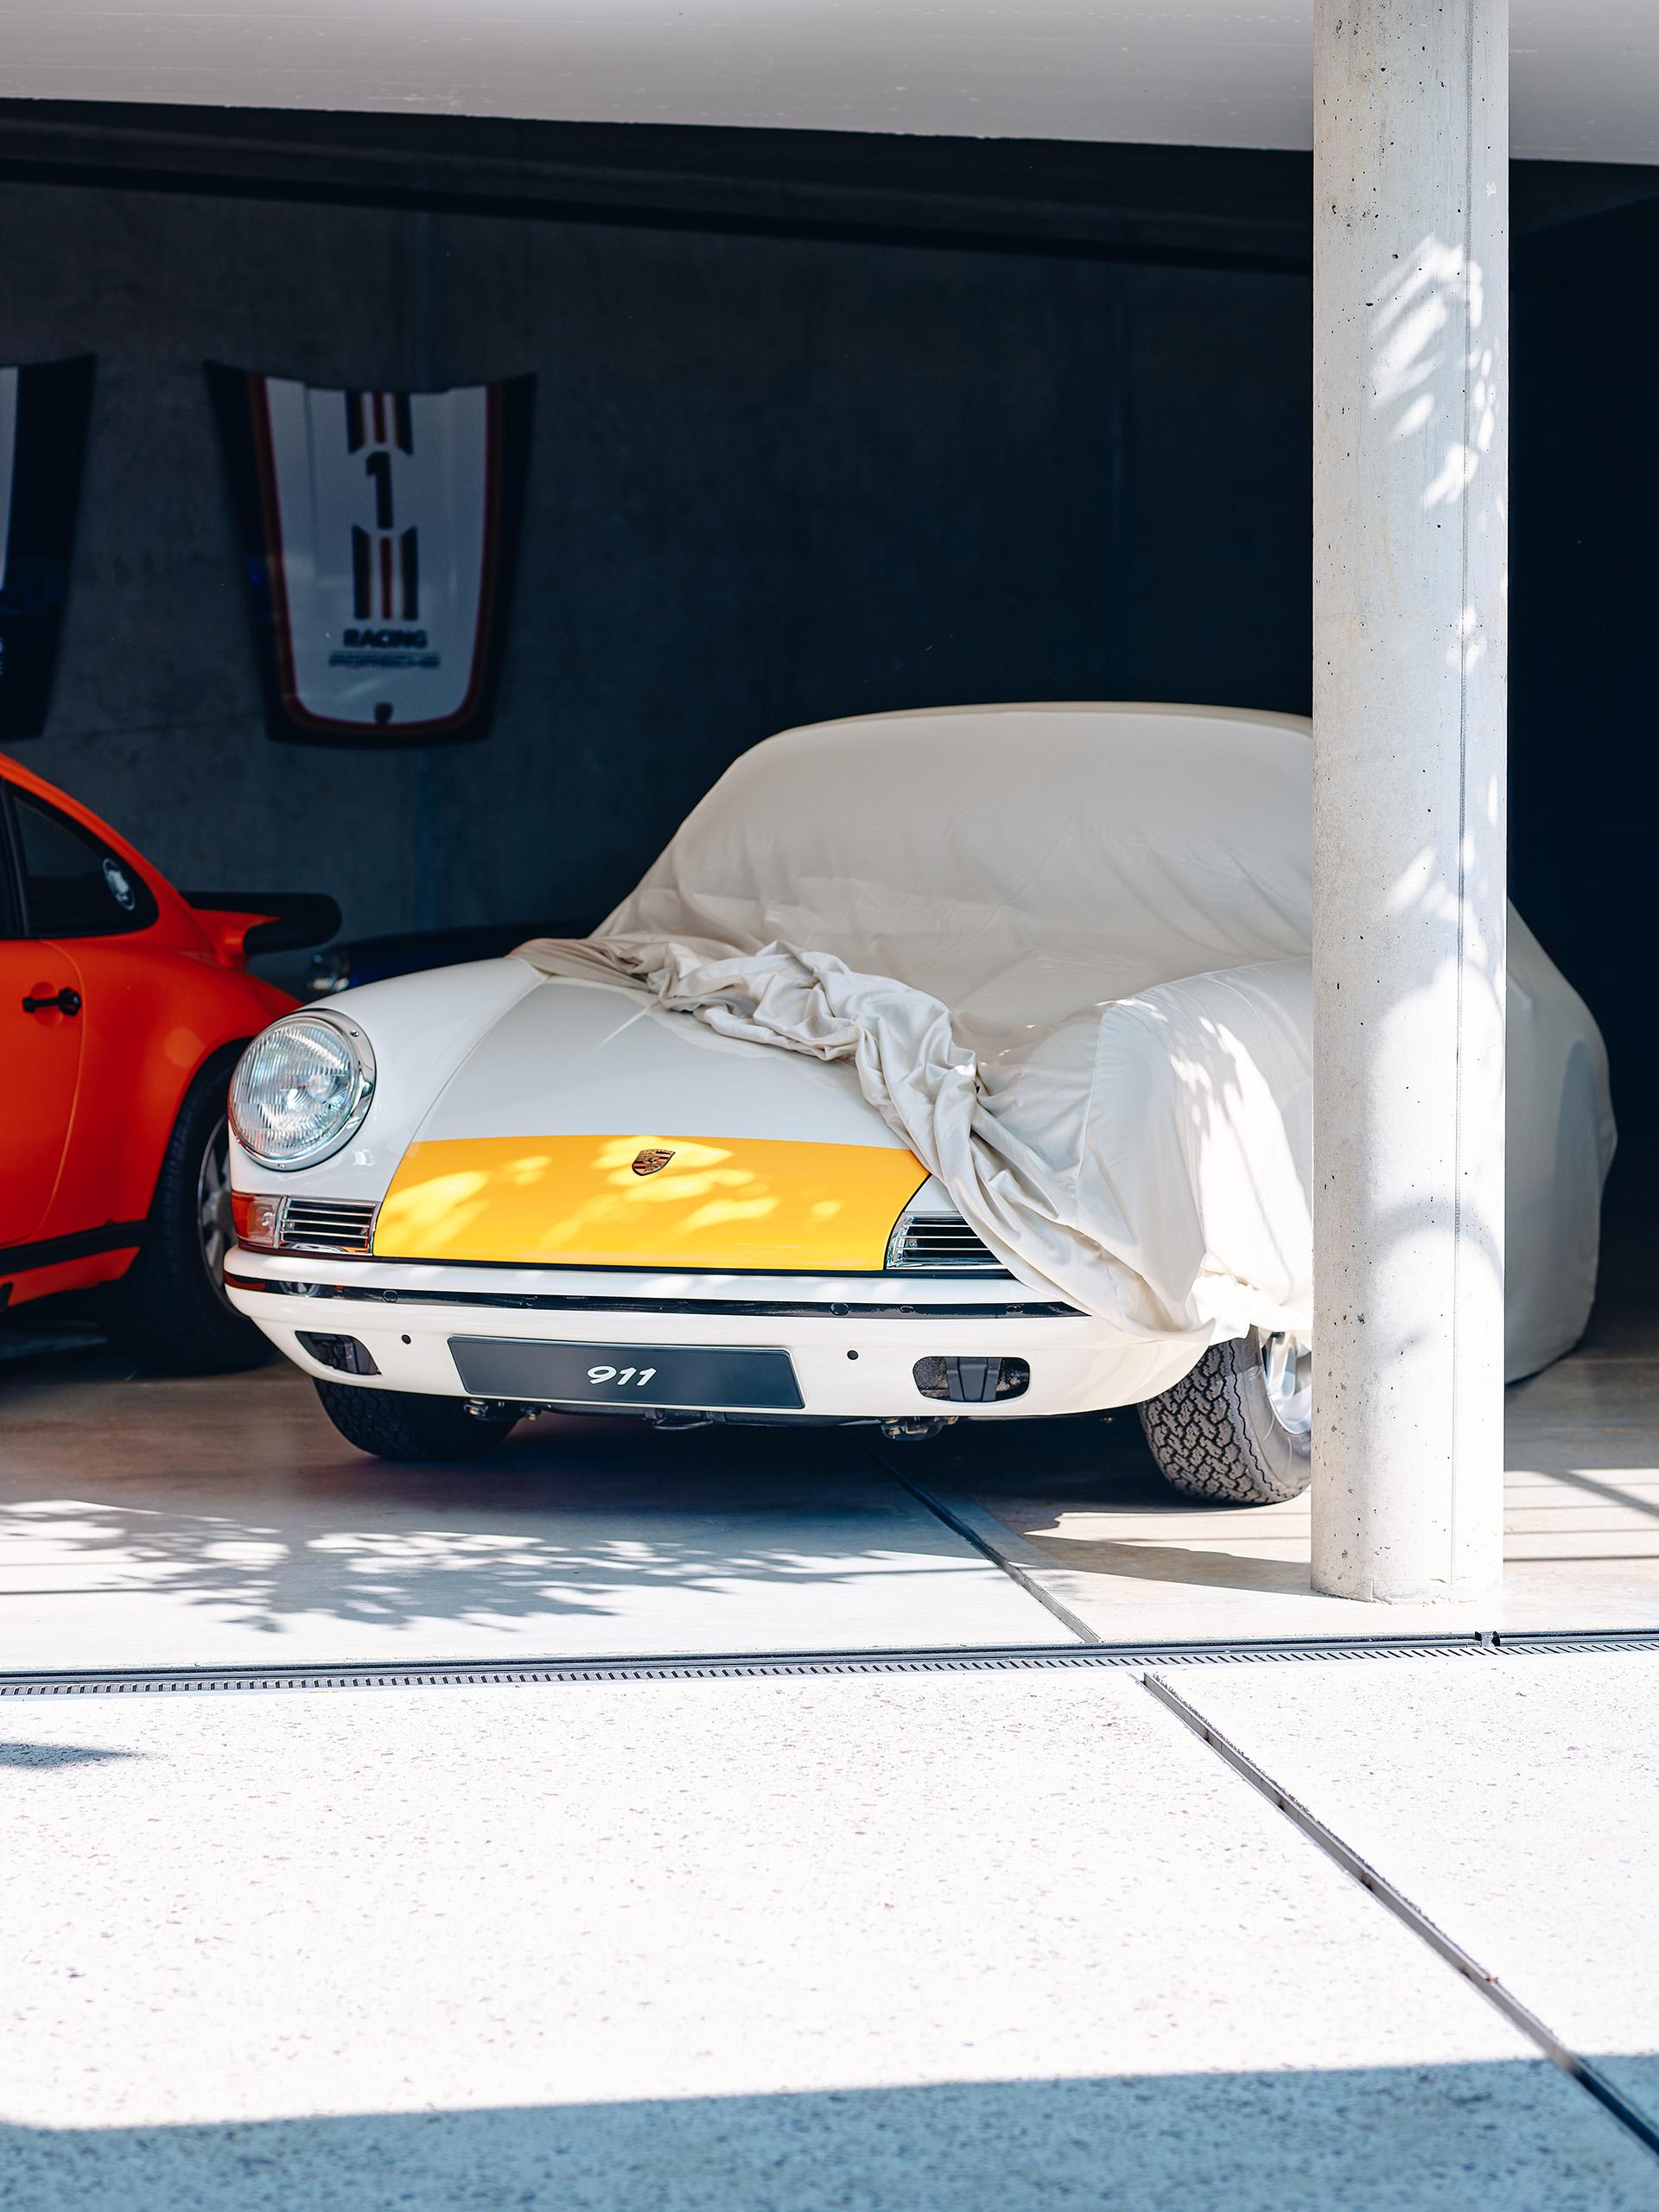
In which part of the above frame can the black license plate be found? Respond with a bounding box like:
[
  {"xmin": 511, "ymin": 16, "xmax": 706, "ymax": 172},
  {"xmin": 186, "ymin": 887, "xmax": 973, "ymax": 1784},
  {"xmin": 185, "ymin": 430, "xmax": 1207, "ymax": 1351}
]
[{"xmin": 448, "ymin": 1338, "xmax": 804, "ymax": 1411}]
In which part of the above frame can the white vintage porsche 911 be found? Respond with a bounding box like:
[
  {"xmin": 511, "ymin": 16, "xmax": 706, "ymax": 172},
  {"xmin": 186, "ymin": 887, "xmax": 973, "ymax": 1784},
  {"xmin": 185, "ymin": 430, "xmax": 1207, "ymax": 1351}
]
[{"xmin": 225, "ymin": 706, "xmax": 1613, "ymax": 1503}]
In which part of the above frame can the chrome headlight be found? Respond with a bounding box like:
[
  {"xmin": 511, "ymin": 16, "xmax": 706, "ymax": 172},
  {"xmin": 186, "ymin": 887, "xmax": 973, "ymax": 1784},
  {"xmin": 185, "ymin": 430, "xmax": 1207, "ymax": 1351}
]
[{"xmin": 229, "ymin": 1013, "xmax": 376, "ymax": 1171}]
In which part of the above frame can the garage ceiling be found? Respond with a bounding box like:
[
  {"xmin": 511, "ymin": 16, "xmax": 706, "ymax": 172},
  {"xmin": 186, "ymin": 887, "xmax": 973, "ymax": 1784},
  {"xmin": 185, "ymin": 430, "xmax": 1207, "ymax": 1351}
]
[{"xmin": 5, "ymin": 0, "xmax": 1656, "ymax": 167}]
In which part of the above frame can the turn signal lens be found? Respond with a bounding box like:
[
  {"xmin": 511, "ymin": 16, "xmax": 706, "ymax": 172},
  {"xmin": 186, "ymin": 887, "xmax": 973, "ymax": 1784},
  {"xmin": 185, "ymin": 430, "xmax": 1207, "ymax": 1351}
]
[{"xmin": 232, "ymin": 1193, "xmax": 285, "ymax": 1249}]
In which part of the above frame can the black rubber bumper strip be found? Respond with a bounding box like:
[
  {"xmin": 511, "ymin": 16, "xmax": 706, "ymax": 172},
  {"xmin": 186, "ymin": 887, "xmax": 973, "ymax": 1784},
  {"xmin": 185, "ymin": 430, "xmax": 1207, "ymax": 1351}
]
[
  {"xmin": 0, "ymin": 1219, "xmax": 147, "ymax": 1274},
  {"xmin": 223, "ymin": 1271, "xmax": 1077, "ymax": 1320}
]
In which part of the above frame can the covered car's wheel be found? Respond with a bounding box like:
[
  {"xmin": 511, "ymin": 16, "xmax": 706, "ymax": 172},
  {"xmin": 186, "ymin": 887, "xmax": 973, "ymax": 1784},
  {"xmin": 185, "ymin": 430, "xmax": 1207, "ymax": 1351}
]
[
  {"xmin": 1136, "ymin": 1329, "xmax": 1311, "ymax": 1504},
  {"xmin": 315, "ymin": 1380, "xmax": 518, "ymax": 1462},
  {"xmin": 102, "ymin": 1052, "xmax": 270, "ymax": 1376}
]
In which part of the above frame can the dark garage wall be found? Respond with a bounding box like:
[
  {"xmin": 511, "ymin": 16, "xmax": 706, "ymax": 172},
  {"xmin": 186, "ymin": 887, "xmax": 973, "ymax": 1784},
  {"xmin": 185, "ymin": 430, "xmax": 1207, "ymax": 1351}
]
[
  {"xmin": 1, "ymin": 110, "xmax": 1654, "ymax": 1109},
  {"xmin": 1510, "ymin": 196, "xmax": 1659, "ymax": 1120},
  {"xmin": 0, "ymin": 129, "xmax": 1311, "ymax": 940}
]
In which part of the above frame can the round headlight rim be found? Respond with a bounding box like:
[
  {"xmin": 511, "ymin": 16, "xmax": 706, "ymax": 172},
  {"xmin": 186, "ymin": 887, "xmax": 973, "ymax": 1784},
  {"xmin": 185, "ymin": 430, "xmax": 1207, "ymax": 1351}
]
[{"xmin": 230, "ymin": 1010, "xmax": 378, "ymax": 1173}]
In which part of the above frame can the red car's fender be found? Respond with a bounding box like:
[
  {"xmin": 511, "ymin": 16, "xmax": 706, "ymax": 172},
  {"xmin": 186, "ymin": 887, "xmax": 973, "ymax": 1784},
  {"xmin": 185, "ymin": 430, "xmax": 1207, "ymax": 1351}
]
[{"xmin": 2, "ymin": 753, "xmax": 302, "ymax": 1306}]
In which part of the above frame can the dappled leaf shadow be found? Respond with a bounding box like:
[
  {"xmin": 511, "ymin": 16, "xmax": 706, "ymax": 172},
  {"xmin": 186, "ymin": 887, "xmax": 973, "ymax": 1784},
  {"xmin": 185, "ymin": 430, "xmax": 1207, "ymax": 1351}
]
[{"xmin": 0, "ymin": 1418, "xmax": 993, "ymax": 1638}]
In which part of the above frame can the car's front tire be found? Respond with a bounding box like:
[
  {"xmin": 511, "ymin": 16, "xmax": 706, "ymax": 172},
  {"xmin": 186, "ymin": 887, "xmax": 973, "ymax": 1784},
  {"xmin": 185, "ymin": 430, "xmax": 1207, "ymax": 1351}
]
[
  {"xmin": 101, "ymin": 1052, "xmax": 271, "ymax": 1376},
  {"xmin": 1136, "ymin": 1328, "xmax": 1312, "ymax": 1504},
  {"xmin": 315, "ymin": 1380, "xmax": 519, "ymax": 1462}
]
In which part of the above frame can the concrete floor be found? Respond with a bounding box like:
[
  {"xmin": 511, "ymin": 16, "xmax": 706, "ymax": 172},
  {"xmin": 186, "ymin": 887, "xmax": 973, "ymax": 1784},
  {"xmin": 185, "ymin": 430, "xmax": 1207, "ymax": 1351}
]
[
  {"xmin": 4, "ymin": 1215, "xmax": 1659, "ymax": 2206},
  {"xmin": 1159, "ymin": 1651, "xmax": 1659, "ymax": 2124},
  {"xmin": 902, "ymin": 1345, "xmax": 1659, "ymax": 1642},
  {"xmin": 0, "ymin": 1352, "xmax": 1056, "ymax": 1668},
  {"xmin": 3, "ymin": 1318, "xmax": 1656, "ymax": 1666},
  {"xmin": 3, "ymin": 1660, "xmax": 1656, "ymax": 2209},
  {"xmin": 904, "ymin": 1166, "xmax": 1659, "ymax": 1642}
]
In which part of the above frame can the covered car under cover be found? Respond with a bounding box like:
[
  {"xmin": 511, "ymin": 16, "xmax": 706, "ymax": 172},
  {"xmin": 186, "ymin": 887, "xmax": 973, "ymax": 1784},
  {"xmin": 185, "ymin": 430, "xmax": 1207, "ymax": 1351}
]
[{"xmin": 518, "ymin": 704, "xmax": 1613, "ymax": 1383}]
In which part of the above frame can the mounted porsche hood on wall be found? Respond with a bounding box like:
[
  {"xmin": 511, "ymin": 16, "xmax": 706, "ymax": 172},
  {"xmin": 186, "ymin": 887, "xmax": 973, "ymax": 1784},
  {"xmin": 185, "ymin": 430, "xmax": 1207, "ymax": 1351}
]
[{"xmin": 207, "ymin": 364, "xmax": 534, "ymax": 747}]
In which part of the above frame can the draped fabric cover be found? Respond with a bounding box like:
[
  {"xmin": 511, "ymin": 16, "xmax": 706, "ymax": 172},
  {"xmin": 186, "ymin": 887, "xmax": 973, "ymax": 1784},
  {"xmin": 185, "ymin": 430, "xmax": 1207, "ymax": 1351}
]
[{"xmin": 518, "ymin": 706, "xmax": 1612, "ymax": 1385}]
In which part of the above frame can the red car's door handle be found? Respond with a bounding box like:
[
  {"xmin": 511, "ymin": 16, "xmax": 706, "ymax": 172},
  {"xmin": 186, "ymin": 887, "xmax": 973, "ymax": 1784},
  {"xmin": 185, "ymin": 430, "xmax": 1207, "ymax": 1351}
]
[{"xmin": 22, "ymin": 987, "xmax": 82, "ymax": 1017}]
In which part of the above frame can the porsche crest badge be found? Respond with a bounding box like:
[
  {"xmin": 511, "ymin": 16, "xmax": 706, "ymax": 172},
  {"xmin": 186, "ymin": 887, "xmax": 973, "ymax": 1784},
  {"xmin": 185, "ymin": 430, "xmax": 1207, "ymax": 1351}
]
[{"xmin": 631, "ymin": 1148, "xmax": 675, "ymax": 1177}]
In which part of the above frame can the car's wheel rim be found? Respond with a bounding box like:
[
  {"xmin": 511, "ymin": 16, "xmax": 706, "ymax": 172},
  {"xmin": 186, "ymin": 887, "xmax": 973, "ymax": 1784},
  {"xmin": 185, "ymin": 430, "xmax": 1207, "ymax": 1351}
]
[
  {"xmin": 197, "ymin": 1117, "xmax": 236, "ymax": 1308},
  {"xmin": 1262, "ymin": 1332, "xmax": 1312, "ymax": 1435}
]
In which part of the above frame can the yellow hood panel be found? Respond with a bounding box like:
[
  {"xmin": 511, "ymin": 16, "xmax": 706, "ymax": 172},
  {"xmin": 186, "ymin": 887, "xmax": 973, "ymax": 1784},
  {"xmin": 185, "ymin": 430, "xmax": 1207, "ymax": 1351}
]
[{"xmin": 372, "ymin": 1134, "xmax": 929, "ymax": 1272}]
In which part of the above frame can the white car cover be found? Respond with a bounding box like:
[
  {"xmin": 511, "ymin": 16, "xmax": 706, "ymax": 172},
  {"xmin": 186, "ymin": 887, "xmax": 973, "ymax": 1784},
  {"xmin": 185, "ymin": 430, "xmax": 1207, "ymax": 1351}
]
[{"xmin": 518, "ymin": 706, "xmax": 1613, "ymax": 1383}]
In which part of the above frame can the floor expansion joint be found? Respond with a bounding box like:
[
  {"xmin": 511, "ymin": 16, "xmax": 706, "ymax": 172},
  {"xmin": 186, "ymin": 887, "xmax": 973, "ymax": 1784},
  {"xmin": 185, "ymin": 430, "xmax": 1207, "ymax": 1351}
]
[{"xmin": 1143, "ymin": 1671, "xmax": 1659, "ymax": 2166}]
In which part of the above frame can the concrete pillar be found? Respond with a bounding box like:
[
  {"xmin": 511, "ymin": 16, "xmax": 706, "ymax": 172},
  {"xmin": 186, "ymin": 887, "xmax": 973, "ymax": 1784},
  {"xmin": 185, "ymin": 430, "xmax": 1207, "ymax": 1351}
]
[{"xmin": 1310, "ymin": 0, "xmax": 1509, "ymax": 1601}]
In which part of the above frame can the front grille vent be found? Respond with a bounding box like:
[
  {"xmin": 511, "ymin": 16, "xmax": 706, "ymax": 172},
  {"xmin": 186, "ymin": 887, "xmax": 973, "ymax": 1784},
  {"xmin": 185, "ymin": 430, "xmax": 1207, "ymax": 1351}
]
[
  {"xmin": 890, "ymin": 1215, "xmax": 1007, "ymax": 1273},
  {"xmin": 279, "ymin": 1198, "xmax": 378, "ymax": 1254}
]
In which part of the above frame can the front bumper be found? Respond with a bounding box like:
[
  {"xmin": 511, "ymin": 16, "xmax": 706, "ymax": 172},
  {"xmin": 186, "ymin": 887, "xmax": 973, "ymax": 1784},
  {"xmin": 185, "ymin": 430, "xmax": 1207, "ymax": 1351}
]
[{"xmin": 224, "ymin": 1249, "xmax": 1206, "ymax": 1417}]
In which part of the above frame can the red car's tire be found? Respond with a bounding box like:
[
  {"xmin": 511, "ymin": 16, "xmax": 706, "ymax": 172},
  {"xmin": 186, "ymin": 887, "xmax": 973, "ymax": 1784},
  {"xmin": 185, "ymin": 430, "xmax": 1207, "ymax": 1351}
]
[{"xmin": 101, "ymin": 1051, "xmax": 271, "ymax": 1376}]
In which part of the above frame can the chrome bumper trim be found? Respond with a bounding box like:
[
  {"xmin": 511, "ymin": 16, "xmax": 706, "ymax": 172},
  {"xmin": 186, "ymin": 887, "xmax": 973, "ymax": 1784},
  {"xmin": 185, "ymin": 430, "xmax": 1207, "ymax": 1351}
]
[{"xmin": 223, "ymin": 1271, "xmax": 1078, "ymax": 1321}]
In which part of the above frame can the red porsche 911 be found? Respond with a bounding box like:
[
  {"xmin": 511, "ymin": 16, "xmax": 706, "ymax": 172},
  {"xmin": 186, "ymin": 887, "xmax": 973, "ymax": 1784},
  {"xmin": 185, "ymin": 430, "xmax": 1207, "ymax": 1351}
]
[{"xmin": 2, "ymin": 752, "xmax": 338, "ymax": 1370}]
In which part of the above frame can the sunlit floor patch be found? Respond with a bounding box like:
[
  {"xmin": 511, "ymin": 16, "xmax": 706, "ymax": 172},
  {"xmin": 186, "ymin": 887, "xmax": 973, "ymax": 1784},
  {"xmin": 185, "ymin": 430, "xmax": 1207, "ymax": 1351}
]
[{"xmin": 896, "ymin": 1348, "xmax": 1659, "ymax": 1641}]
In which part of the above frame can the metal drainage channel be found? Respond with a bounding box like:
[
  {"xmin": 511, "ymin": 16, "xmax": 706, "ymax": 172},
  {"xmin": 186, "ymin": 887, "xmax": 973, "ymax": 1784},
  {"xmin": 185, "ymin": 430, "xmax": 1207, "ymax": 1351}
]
[{"xmin": 0, "ymin": 1626, "xmax": 1655, "ymax": 1698}]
